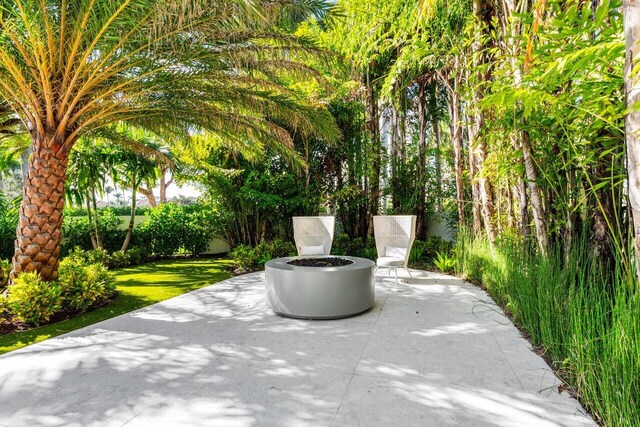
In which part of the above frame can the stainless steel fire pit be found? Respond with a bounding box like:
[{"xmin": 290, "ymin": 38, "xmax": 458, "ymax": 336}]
[{"xmin": 265, "ymin": 255, "xmax": 375, "ymax": 319}]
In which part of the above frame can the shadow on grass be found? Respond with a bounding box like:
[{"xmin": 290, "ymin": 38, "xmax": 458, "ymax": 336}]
[{"xmin": 0, "ymin": 258, "xmax": 233, "ymax": 354}]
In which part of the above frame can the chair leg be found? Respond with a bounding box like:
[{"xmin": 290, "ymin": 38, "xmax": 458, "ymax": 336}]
[
  {"xmin": 405, "ymin": 266, "xmax": 413, "ymax": 278},
  {"xmin": 394, "ymin": 267, "xmax": 399, "ymax": 285}
]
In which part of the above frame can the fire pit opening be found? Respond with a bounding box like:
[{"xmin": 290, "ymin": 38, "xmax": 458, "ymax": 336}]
[{"xmin": 286, "ymin": 257, "xmax": 354, "ymax": 267}]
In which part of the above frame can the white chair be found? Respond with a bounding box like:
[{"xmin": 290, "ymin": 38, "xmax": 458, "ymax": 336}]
[
  {"xmin": 292, "ymin": 216, "xmax": 335, "ymax": 256},
  {"xmin": 373, "ymin": 215, "xmax": 417, "ymax": 284}
]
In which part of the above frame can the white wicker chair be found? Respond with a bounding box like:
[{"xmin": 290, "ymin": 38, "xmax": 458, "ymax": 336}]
[
  {"xmin": 292, "ymin": 216, "xmax": 335, "ymax": 256},
  {"xmin": 373, "ymin": 215, "xmax": 417, "ymax": 284}
]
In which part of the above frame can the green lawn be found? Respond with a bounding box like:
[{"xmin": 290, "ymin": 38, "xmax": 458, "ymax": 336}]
[{"xmin": 0, "ymin": 258, "xmax": 232, "ymax": 355}]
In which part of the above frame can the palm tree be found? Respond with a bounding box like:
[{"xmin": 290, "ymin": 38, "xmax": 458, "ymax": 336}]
[
  {"xmin": 108, "ymin": 133, "xmax": 167, "ymax": 252},
  {"xmin": 0, "ymin": 0, "xmax": 339, "ymax": 280},
  {"xmin": 66, "ymin": 141, "xmax": 114, "ymax": 249}
]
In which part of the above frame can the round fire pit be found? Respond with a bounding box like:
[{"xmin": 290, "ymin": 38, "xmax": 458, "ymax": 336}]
[{"xmin": 265, "ymin": 255, "xmax": 375, "ymax": 319}]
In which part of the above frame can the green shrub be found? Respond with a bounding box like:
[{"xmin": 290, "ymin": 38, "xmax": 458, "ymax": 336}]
[
  {"xmin": 409, "ymin": 236, "xmax": 454, "ymax": 265},
  {"xmin": 7, "ymin": 272, "xmax": 62, "ymax": 325},
  {"xmin": 0, "ymin": 293, "xmax": 7, "ymax": 316},
  {"xmin": 59, "ymin": 203, "xmax": 221, "ymax": 259},
  {"xmin": 361, "ymin": 246, "xmax": 377, "ymax": 260},
  {"xmin": 64, "ymin": 247, "xmax": 149, "ymax": 270},
  {"xmin": 126, "ymin": 246, "xmax": 147, "ymax": 266},
  {"xmin": 66, "ymin": 247, "xmax": 110, "ymax": 266},
  {"xmin": 65, "ymin": 206, "xmax": 151, "ymax": 217},
  {"xmin": 137, "ymin": 203, "xmax": 217, "ymax": 256},
  {"xmin": 269, "ymin": 239, "xmax": 297, "ymax": 258},
  {"xmin": 230, "ymin": 239, "xmax": 296, "ymax": 272},
  {"xmin": 62, "ymin": 210, "xmax": 125, "ymax": 254},
  {"xmin": 332, "ymin": 234, "xmax": 367, "ymax": 257},
  {"xmin": 252, "ymin": 242, "xmax": 273, "ymax": 266},
  {"xmin": 58, "ymin": 258, "xmax": 115, "ymax": 312},
  {"xmin": 409, "ymin": 240, "xmax": 428, "ymax": 262},
  {"xmin": 229, "ymin": 244, "xmax": 254, "ymax": 271},
  {"xmin": 106, "ymin": 251, "xmax": 131, "ymax": 269},
  {"xmin": 433, "ymin": 251, "xmax": 456, "ymax": 273},
  {"xmin": 0, "ymin": 259, "xmax": 10, "ymax": 291}
]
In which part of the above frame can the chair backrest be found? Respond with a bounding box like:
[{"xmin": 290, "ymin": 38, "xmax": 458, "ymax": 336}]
[
  {"xmin": 292, "ymin": 216, "xmax": 335, "ymax": 256},
  {"xmin": 373, "ymin": 215, "xmax": 417, "ymax": 265}
]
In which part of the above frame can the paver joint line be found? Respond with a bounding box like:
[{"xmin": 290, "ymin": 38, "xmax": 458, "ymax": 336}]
[{"xmin": 331, "ymin": 276, "xmax": 390, "ymax": 426}]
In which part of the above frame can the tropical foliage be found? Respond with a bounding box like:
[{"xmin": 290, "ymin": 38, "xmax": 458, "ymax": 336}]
[
  {"xmin": 0, "ymin": 0, "xmax": 637, "ymax": 424},
  {"xmin": 0, "ymin": 0, "xmax": 338, "ymax": 280}
]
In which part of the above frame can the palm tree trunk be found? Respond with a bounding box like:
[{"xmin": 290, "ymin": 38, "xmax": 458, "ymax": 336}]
[
  {"xmin": 121, "ymin": 174, "xmax": 137, "ymax": 252},
  {"xmin": 11, "ymin": 145, "xmax": 68, "ymax": 281},
  {"xmin": 624, "ymin": 1, "xmax": 640, "ymax": 283}
]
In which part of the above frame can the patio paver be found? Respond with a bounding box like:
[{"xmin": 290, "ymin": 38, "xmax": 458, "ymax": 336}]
[{"xmin": 0, "ymin": 269, "xmax": 594, "ymax": 426}]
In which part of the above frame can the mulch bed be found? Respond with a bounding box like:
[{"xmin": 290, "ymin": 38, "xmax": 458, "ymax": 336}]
[{"xmin": 0, "ymin": 294, "xmax": 117, "ymax": 337}]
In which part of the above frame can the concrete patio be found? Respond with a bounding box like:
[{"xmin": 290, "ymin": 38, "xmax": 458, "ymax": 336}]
[{"xmin": 0, "ymin": 269, "xmax": 594, "ymax": 426}]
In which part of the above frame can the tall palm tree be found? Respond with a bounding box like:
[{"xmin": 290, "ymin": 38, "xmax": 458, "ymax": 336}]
[{"xmin": 0, "ymin": 0, "xmax": 338, "ymax": 280}]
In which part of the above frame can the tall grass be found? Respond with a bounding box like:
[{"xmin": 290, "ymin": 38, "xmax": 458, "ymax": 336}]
[{"xmin": 455, "ymin": 231, "xmax": 639, "ymax": 426}]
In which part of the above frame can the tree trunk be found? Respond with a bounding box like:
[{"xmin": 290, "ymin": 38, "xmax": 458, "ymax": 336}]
[
  {"xmin": 466, "ymin": 114, "xmax": 482, "ymax": 235},
  {"xmin": 433, "ymin": 120, "xmax": 442, "ymax": 211},
  {"xmin": 120, "ymin": 175, "xmax": 137, "ymax": 252},
  {"xmin": 159, "ymin": 167, "xmax": 173, "ymax": 204},
  {"xmin": 391, "ymin": 104, "xmax": 400, "ymax": 211},
  {"xmin": 521, "ymin": 130, "xmax": 548, "ymax": 253},
  {"xmin": 470, "ymin": 103, "xmax": 496, "ymax": 243},
  {"xmin": 86, "ymin": 193, "xmax": 98, "ymax": 249},
  {"xmin": 449, "ymin": 85, "xmax": 466, "ymax": 226},
  {"xmin": 471, "ymin": 0, "xmax": 497, "ymax": 245},
  {"xmin": 11, "ymin": 145, "xmax": 69, "ymax": 281},
  {"xmin": 365, "ymin": 75, "xmax": 380, "ymax": 238},
  {"xmin": 416, "ymin": 81, "xmax": 428, "ymax": 239},
  {"xmin": 91, "ymin": 185, "xmax": 103, "ymax": 249},
  {"xmin": 625, "ymin": 2, "xmax": 640, "ymax": 282},
  {"xmin": 517, "ymin": 177, "xmax": 529, "ymax": 236},
  {"xmin": 475, "ymin": 138, "xmax": 496, "ymax": 244},
  {"xmin": 138, "ymin": 186, "xmax": 157, "ymax": 208}
]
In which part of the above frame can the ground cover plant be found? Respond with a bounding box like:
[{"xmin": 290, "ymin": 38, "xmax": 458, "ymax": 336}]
[{"xmin": 0, "ymin": 259, "xmax": 231, "ymax": 354}]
